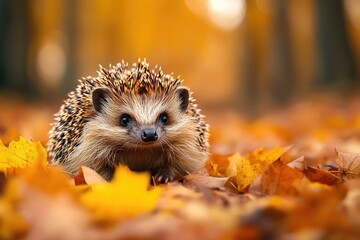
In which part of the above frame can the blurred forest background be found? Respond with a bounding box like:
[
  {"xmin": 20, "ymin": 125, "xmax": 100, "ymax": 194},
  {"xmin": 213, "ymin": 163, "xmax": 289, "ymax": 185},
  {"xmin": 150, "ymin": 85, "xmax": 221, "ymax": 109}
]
[{"xmin": 0, "ymin": 0, "xmax": 360, "ymax": 143}]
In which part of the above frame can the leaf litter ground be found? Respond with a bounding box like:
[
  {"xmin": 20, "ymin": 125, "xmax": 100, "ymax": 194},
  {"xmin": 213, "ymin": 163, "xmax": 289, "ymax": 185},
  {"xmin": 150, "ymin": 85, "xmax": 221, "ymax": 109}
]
[{"xmin": 1, "ymin": 95, "xmax": 360, "ymax": 239}]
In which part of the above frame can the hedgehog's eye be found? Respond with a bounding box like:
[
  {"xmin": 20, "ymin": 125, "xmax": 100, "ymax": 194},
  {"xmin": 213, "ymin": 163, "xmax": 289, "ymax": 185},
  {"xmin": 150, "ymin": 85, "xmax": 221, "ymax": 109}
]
[
  {"xmin": 159, "ymin": 112, "xmax": 169, "ymax": 125},
  {"xmin": 120, "ymin": 114, "xmax": 132, "ymax": 126}
]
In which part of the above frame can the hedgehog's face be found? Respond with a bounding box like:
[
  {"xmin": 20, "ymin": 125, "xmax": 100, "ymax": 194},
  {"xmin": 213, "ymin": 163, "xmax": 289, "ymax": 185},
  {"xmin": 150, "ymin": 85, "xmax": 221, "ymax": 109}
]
[{"xmin": 90, "ymin": 87, "xmax": 192, "ymax": 148}]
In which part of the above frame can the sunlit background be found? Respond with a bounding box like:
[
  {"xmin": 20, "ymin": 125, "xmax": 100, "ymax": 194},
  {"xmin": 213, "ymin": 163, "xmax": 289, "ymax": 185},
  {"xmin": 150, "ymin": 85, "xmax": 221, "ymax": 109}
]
[{"xmin": 0, "ymin": 0, "xmax": 360, "ymax": 145}]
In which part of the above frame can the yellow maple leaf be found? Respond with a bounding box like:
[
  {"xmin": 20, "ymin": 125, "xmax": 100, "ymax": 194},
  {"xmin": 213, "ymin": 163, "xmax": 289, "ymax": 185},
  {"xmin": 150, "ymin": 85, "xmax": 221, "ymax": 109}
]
[
  {"xmin": 235, "ymin": 146, "xmax": 291, "ymax": 192},
  {"xmin": 0, "ymin": 137, "xmax": 48, "ymax": 173},
  {"xmin": 80, "ymin": 166, "xmax": 162, "ymax": 223}
]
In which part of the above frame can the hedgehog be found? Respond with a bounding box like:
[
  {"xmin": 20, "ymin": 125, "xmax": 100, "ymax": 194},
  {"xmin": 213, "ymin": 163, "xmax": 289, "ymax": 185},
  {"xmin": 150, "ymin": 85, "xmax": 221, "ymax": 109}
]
[{"xmin": 48, "ymin": 59, "xmax": 209, "ymax": 183}]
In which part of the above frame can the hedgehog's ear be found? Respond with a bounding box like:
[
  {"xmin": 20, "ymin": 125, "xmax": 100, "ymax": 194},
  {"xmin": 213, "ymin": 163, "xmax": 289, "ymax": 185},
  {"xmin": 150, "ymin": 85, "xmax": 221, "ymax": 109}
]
[
  {"xmin": 92, "ymin": 87, "xmax": 110, "ymax": 112},
  {"xmin": 175, "ymin": 87, "xmax": 189, "ymax": 112}
]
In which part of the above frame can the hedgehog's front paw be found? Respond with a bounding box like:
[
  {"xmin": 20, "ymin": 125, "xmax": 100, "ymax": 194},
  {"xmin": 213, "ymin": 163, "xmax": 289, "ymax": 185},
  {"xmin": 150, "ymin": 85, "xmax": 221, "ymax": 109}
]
[{"xmin": 154, "ymin": 167, "xmax": 176, "ymax": 184}]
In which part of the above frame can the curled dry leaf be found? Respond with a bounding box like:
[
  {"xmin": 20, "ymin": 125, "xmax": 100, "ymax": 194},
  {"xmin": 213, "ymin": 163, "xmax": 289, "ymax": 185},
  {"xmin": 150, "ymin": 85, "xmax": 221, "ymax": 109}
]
[
  {"xmin": 335, "ymin": 150, "xmax": 360, "ymax": 180},
  {"xmin": 287, "ymin": 156, "xmax": 339, "ymax": 185},
  {"xmin": 74, "ymin": 166, "xmax": 107, "ymax": 185},
  {"xmin": 183, "ymin": 173, "xmax": 229, "ymax": 189},
  {"xmin": 287, "ymin": 156, "xmax": 305, "ymax": 171}
]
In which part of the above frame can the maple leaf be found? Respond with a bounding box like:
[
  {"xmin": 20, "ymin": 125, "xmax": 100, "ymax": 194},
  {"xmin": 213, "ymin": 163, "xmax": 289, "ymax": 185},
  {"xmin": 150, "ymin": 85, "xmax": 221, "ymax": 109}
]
[
  {"xmin": 0, "ymin": 137, "xmax": 48, "ymax": 173},
  {"xmin": 228, "ymin": 146, "xmax": 291, "ymax": 192},
  {"xmin": 80, "ymin": 166, "xmax": 162, "ymax": 223},
  {"xmin": 250, "ymin": 160, "xmax": 305, "ymax": 196}
]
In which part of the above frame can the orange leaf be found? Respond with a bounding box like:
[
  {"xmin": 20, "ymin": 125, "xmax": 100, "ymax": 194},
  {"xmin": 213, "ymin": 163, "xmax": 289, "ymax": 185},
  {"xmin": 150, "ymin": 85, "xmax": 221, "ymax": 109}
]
[
  {"xmin": 303, "ymin": 166, "xmax": 338, "ymax": 186},
  {"xmin": 205, "ymin": 153, "xmax": 231, "ymax": 177},
  {"xmin": 250, "ymin": 160, "xmax": 305, "ymax": 196},
  {"xmin": 235, "ymin": 146, "xmax": 291, "ymax": 192}
]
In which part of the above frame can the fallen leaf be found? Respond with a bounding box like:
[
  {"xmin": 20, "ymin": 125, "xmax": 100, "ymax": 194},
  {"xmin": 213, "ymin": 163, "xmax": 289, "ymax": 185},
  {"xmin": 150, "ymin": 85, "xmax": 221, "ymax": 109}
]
[
  {"xmin": 234, "ymin": 146, "xmax": 291, "ymax": 192},
  {"xmin": 183, "ymin": 173, "xmax": 229, "ymax": 189},
  {"xmin": 80, "ymin": 166, "xmax": 162, "ymax": 223},
  {"xmin": 247, "ymin": 146, "xmax": 292, "ymax": 166},
  {"xmin": 235, "ymin": 157, "xmax": 257, "ymax": 192},
  {"xmin": 250, "ymin": 160, "xmax": 305, "ymax": 196},
  {"xmin": 335, "ymin": 151, "xmax": 360, "ymax": 180},
  {"xmin": 287, "ymin": 156, "xmax": 305, "ymax": 171},
  {"xmin": 303, "ymin": 166, "xmax": 338, "ymax": 186},
  {"xmin": 205, "ymin": 153, "xmax": 231, "ymax": 177},
  {"xmin": 74, "ymin": 166, "xmax": 107, "ymax": 185},
  {"xmin": 0, "ymin": 137, "xmax": 48, "ymax": 173}
]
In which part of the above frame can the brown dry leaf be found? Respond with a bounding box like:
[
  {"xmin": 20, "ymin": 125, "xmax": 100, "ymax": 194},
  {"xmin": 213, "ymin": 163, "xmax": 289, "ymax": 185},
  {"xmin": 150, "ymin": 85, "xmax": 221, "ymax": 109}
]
[
  {"xmin": 183, "ymin": 173, "xmax": 229, "ymax": 189},
  {"xmin": 303, "ymin": 166, "xmax": 339, "ymax": 186},
  {"xmin": 286, "ymin": 156, "xmax": 339, "ymax": 185},
  {"xmin": 287, "ymin": 156, "xmax": 305, "ymax": 171},
  {"xmin": 250, "ymin": 160, "xmax": 305, "ymax": 196},
  {"xmin": 335, "ymin": 151, "xmax": 360, "ymax": 180},
  {"xmin": 74, "ymin": 166, "xmax": 107, "ymax": 185}
]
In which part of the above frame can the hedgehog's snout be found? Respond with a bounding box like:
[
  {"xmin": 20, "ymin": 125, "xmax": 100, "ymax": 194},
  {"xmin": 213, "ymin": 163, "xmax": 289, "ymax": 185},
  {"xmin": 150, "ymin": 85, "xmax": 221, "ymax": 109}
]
[{"xmin": 141, "ymin": 128, "xmax": 158, "ymax": 142}]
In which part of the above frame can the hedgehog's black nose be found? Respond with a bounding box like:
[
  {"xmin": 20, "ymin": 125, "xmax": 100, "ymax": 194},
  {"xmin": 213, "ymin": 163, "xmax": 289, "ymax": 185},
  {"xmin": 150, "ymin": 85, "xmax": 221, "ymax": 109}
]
[{"xmin": 141, "ymin": 129, "xmax": 158, "ymax": 142}]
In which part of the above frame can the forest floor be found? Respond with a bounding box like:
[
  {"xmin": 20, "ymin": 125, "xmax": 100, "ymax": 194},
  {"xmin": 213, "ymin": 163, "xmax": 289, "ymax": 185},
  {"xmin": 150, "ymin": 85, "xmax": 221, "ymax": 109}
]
[{"xmin": 1, "ymin": 94, "xmax": 360, "ymax": 239}]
